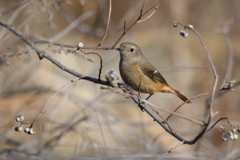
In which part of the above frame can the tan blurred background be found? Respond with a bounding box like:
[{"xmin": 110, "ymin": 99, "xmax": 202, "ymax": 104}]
[{"xmin": 0, "ymin": 0, "xmax": 240, "ymax": 159}]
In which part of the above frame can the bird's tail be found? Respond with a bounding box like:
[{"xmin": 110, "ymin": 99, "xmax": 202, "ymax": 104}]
[{"xmin": 169, "ymin": 86, "xmax": 191, "ymax": 103}]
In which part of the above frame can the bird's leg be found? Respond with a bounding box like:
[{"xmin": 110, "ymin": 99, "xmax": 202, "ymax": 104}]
[
  {"xmin": 138, "ymin": 76, "xmax": 145, "ymax": 112},
  {"xmin": 146, "ymin": 93, "xmax": 154, "ymax": 100},
  {"xmin": 139, "ymin": 93, "xmax": 154, "ymax": 111}
]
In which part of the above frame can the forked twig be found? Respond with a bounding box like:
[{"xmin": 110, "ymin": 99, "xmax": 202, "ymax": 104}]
[
  {"xmin": 137, "ymin": 3, "xmax": 159, "ymax": 23},
  {"xmin": 112, "ymin": 0, "xmax": 165, "ymax": 48}
]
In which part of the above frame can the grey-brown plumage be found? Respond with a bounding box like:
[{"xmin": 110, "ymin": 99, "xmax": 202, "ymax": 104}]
[{"xmin": 117, "ymin": 42, "xmax": 191, "ymax": 103}]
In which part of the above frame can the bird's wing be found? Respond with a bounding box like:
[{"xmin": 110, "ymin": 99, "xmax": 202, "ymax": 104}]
[{"xmin": 138, "ymin": 61, "xmax": 168, "ymax": 85}]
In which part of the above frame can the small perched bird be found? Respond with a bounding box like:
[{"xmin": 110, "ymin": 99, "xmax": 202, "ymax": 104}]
[{"xmin": 116, "ymin": 42, "xmax": 191, "ymax": 103}]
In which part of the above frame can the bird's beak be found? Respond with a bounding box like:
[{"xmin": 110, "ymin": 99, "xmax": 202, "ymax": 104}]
[{"xmin": 116, "ymin": 48, "xmax": 123, "ymax": 51}]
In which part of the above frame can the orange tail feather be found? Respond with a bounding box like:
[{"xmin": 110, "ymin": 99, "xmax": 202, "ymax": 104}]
[{"xmin": 167, "ymin": 86, "xmax": 191, "ymax": 103}]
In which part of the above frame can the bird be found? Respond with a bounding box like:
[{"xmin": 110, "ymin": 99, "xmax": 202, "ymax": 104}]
[{"xmin": 116, "ymin": 42, "xmax": 191, "ymax": 103}]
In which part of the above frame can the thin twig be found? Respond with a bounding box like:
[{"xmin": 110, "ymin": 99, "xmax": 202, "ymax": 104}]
[
  {"xmin": 137, "ymin": 3, "xmax": 159, "ymax": 23},
  {"xmin": 33, "ymin": 40, "xmax": 116, "ymax": 50},
  {"xmin": 32, "ymin": 78, "xmax": 80, "ymax": 124},
  {"xmin": 147, "ymin": 104, "xmax": 176, "ymax": 135},
  {"xmin": 97, "ymin": 0, "xmax": 112, "ymax": 47},
  {"xmin": 123, "ymin": 21, "xmax": 126, "ymax": 33},
  {"xmin": 190, "ymin": 26, "xmax": 218, "ymax": 116},
  {"xmin": 166, "ymin": 88, "xmax": 228, "ymax": 121},
  {"xmin": 141, "ymin": 98, "xmax": 206, "ymax": 126},
  {"xmin": 157, "ymin": 141, "xmax": 185, "ymax": 159},
  {"xmin": 40, "ymin": 115, "xmax": 88, "ymax": 154},
  {"xmin": 176, "ymin": 22, "xmax": 219, "ymax": 125},
  {"xmin": 112, "ymin": 0, "xmax": 165, "ymax": 48},
  {"xmin": 217, "ymin": 19, "xmax": 234, "ymax": 88},
  {"xmin": 1, "ymin": 0, "xmax": 30, "ymax": 16},
  {"xmin": 108, "ymin": 85, "xmax": 206, "ymax": 126},
  {"xmin": 205, "ymin": 117, "xmax": 233, "ymax": 134},
  {"xmin": 139, "ymin": 0, "xmax": 146, "ymax": 19},
  {"xmin": 79, "ymin": 50, "xmax": 103, "ymax": 82}
]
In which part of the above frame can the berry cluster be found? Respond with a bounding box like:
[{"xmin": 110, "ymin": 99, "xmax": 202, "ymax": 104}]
[
  {"xmin": 221, "ymin": 126, "xmax": 239, "ymax": 141},
  {"xmin": 14, "ymin": 115, "xmax": 35, "ymax": 135},
  {"xmin": 173, "ymin": 22, "xmax": 193, "ymax": 38}
]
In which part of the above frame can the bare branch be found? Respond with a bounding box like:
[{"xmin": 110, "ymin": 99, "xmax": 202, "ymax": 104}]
[
  {"xmin": 0, "ymin": 18, "xmax": 109, "ymax": 86},
  {"xmin": 33, "ymin": 40, "xmax": 117, "ymax": 50}
]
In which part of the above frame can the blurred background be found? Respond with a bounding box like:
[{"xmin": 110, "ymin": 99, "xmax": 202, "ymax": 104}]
[{"xmin": 0, "ymin": 0, "xmax": 240, "ymax": 159}]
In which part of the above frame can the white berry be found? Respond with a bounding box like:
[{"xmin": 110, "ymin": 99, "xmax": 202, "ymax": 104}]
[
  {"xmin": 77, "ymin": 42, "xmax": 84, "ymax": 48},
  {"xmin": 28, "ymin": 128, "xmax": 35, "ymax": 135},
  {"xmin": 15, "ymin": 126, "xmax": 23, "ymax": 132},
  {"xmin": 15, "ymin": 116, "xmax": 21, "ymax": 122},
  {"xmin": 24, "ymin": 127, "xmax": 30, "ymax": 133},
  {"xmin": 232, "ymin": 128, "xmax": 236, "ymax": 133},
  {"xmin": 188, "ymin": 24, "xmax": 193, "ymax": 29},
  {"xmin": 19, "ymin": 115, "xmax": 24, "ymax": 121},
  {"xmin": 233, "ymin": 134, "xmax": 238, "ymax": 140},
  {"xmin": 183, "ymin": 32, "xmax": 189, "ymax": 38}
]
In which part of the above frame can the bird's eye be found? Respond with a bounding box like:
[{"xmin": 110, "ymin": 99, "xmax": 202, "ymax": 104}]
[{"xmin": 130, "ymin": 47, "xmax": 134, "ymax": 52}]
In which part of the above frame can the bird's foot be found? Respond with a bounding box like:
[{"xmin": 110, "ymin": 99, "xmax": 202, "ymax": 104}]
[{"xmin": 138, "ymin": 101, "xmax": 145, "ymax": 112}]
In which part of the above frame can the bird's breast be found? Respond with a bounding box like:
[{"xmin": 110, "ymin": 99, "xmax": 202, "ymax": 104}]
[{"xmin": 119, "ymin": 62, "xmax": 164, "ymax": 93}]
